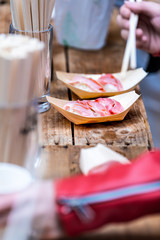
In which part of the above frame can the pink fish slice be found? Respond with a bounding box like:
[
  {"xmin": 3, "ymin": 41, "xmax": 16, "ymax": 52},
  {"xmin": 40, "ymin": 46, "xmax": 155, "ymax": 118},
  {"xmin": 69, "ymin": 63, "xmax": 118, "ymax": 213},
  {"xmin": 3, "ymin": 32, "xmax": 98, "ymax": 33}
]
[
  {"xmin": 64, "ymin": 101, "xmax": 95, "ymax": 117},
  {"xmin": 69, "ymin": 76, "xmax": 105, "ymax": 92},
  {"xmin": 86, "ymin": 100, "xmax": 110, "ymax": 117},
  {"xmin": 95, "ymin": 98, "xmax": 124, "ymax": 115},
  {"xmin": 98, "ymin": 74, "xmax": 123, "ymax": 91}
]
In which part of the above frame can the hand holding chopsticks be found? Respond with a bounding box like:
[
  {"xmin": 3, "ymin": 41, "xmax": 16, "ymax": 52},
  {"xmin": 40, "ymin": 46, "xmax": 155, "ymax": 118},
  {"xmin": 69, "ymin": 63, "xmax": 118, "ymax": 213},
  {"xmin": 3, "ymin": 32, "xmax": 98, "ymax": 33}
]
[{"xmin": 121, "ymin": 0, "xmax": 142, "ymax": 73}]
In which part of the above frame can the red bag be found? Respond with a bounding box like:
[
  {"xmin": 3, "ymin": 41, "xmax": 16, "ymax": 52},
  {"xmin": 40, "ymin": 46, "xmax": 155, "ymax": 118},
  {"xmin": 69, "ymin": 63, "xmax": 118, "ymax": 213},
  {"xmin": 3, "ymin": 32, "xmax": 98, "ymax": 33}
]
[{"xmin": 56, "ymin": 151, "xmax": 160, "ymax": 236}]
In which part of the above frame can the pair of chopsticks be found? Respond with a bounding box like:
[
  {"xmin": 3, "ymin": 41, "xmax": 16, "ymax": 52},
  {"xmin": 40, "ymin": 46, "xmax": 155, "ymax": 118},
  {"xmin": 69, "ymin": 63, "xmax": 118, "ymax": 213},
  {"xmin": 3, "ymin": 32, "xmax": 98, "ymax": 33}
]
[
  {"xmin": 10, "ymin": 0, "xmax": 55, "ymax": 32},
  {"xmin": 121, "ymin": 0, "xmax": 142, "ymax": 73}
]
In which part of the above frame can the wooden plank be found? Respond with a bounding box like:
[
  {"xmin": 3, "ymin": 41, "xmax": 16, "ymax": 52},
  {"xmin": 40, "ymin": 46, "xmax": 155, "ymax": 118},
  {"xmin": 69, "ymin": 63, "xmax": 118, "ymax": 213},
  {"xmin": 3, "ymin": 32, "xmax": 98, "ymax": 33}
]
[
  {"xmin": 34, "ymin": 144, "xmax": 150, "ymax": 180},
  {"xmin": 67, "ymin": 9, "xmax": 153, "ymax": 156},
  {"xmin": 41, "ymin": 42, "xmax": 72, "ymax": 146}
]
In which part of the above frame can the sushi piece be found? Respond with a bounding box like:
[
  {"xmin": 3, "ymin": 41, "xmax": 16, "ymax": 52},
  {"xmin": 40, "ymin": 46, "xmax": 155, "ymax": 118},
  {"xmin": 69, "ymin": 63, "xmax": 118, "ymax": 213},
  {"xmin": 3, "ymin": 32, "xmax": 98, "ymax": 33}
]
[
  {"xmin": 86, "ymin": 100, "xmax": 110, "ymax": 117},
  {"xmin": 68, "ymin": 74, "xmax": 123, "ymax": 93},
  {"xmin": 95, "ymin": 98, "xmax": 124, "ymax": 115},
  {"xmin": 97, "ymin": 74, "xmax": 123, "ymax": 92},
  {"xmin": 64, "ymin": 101, "xmax": 95, "ymax": 117},
  {"xmin": 68, "ymin": 76, "xmax": 105, "ymax": 92},
  {"xmin": 63, "ymin": 98, "xmax": 124, "ymax": 118}
]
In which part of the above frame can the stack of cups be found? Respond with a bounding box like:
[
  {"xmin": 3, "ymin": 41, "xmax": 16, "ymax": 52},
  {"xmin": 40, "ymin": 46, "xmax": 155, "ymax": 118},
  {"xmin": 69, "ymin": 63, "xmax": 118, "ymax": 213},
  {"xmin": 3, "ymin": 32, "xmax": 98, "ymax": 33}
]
[
  {"xmin": 0, "ymin": 34, "xmax": 44, "ymax": 195},
  {"xmin": 0, "ymin": 34, "xmax": 46, "ymax": 240}
]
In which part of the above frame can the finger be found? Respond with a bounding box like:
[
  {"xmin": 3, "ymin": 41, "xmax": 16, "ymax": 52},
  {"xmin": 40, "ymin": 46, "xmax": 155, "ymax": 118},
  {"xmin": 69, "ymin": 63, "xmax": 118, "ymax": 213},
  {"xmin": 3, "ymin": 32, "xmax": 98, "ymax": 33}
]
[
  {"xmin": 117, "ymin": 15, "xmax": 130, "ymax": 30},
  {"xmin": 124, "ymin": 1, "xmax": 160, "ymax": 18},
  {"xmin": 121, "ymin": 28, "xmax": 145, "ymax": 42},
  {"xmin": 121, "ymin": 29, "xmax": 129, "ymax": 41},
  {"xmin": 142, "ymin": 35, "xmax": 148, "ymax": 43},
  {"xmin": 136, "ymin": 28, "xmax": 144, "ymax": 39},
  {"xmin": 119, "ymin": 5, "xmax": 131, "ymax": 19}
]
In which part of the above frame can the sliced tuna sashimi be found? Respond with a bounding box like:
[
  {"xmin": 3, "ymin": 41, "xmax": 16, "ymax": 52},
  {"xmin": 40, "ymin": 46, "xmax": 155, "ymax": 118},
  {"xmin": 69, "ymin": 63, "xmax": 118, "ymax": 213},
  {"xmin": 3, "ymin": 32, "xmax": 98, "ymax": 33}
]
[
  {"xmin": 69, "ymin": 76, "xmax": 105, "ymax": 92},
  {"xmin": 96, "ymin": 98, "xmax": 124, "ymax": 114},
  {"xmin": 97, "ymin": 74, "xmax": 123, "ymax": 92},
  {"xmin": 64, "ymin": 101, "xmax": 95, "ymax": 117},
  {"xmin": 63, "ymin": 98, "xmax": 124, "ymax": 118},
  {"xmin": 86, "ymin": 100, "xmax": 110, "ymax": 117}
]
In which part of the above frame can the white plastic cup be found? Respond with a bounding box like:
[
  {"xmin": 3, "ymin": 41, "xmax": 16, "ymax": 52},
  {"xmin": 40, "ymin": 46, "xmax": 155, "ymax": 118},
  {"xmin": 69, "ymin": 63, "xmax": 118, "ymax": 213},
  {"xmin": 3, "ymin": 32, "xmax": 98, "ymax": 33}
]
[{"xmin": 54, "ymin": 0, "xmax": 115, "ymax": 50}]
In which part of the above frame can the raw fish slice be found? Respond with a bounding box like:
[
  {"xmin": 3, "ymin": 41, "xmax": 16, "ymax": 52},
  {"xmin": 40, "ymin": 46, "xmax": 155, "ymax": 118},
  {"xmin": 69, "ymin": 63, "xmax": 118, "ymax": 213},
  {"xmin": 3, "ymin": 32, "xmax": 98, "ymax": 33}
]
[
  {"xmin": 95, "ymin": 98, "xmax": 124, "ymax": 114},
  {"xmin": 69, "ymin": 76, "xmax": 104, "ymax": 92},
  {"xmin": 47, "ymin": 91, "xmax": 140, "ymax": 124},
  {"xmin": 77, "ymin": 99, "xmax": 109, "ymax": 117},
  {"xmin": 86, "ymin": 100, "xmax": 110, "ymax": 117},
  {"xmin": 64, "ymin": 101, "xmax": 95, "ymax": 117},
  {"xmin": 98, "ymin": 74, "xmax": 123, "ymax": 92},
  {"xmin": 109, "ymin": 99, "xmax": 124, "ymax": 114},
  {"xmin": 64, "ymin": 98, "xmax": 124, "ymax": 118}
]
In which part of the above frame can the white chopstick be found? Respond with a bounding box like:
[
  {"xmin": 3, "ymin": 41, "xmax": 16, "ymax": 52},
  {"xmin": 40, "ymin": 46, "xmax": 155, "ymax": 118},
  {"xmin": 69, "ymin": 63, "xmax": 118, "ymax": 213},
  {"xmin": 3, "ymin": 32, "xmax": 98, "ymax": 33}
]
[
  {"xmin": 121, "ymin": 0, "xmax": 142, "ymax": 73},
  {"xmin": 22, "ymin": 0, "xmax": 32, "ymax": 32},
  {"xmin": 31, "ymin": 0, "xmax": 39, "ymax": 32},
  {"xmin": 10, "ymin": 0, "xmax": 23, "ymax": 30},
  {"xmin": 44, "ymin": 0, "xmax": 50, "ymax": 30},
  {"xmin": 48, "ymin": 0, "xmax": 55, "ymax": 27},
  {"xmin": 10, "ymin": 0, "xmax": 55, "ymax": 32},
  {"xmin": 39, "ymin": 0, "xmax": 44, "ymax": 31},
  {"xmin": 130, "ymin": 13, "xmax": 138, "ymax": 69}
]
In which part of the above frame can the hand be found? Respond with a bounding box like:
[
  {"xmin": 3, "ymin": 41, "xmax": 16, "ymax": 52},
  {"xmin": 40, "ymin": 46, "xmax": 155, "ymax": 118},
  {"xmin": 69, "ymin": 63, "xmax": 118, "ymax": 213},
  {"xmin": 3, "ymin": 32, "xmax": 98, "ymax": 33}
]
[
  {"xmin": 0, "ymin": 181, "xmax": 62, "ymax": 239},
  {"xmin": 117, "ymin": 1, "xmax": 160, "ymax": 54}
]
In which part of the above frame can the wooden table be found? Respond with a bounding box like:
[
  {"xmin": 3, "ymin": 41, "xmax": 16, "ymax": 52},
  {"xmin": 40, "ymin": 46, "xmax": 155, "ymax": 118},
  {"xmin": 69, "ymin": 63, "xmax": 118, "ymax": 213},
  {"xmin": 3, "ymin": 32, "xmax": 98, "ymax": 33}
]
[
  {"xmin": 1, "ymin": 3, "xmax": 160, "ymax": 240},
  {"xmin": 41, "ymin": 10, "xmax": 154, "ymax": 179}
]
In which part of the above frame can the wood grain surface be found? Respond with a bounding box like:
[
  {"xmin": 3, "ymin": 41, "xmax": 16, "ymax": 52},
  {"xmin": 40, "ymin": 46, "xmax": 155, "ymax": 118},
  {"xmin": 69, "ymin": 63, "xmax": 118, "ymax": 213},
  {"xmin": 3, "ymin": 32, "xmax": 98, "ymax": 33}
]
[{"xmin": 0, "ymin": 3, "xmax": 159, "ymax": 240}]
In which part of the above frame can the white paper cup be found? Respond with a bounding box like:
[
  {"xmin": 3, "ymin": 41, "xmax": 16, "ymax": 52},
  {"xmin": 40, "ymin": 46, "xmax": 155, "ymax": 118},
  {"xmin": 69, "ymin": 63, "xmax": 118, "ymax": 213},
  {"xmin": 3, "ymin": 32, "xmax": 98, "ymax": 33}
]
[
  {"xmin": 0, "ymin": 163, "xmax": 33, "ymax": 194},
  {"xmin": 54, "ymin": 0, "xmax": 115, "ymax": 50}
]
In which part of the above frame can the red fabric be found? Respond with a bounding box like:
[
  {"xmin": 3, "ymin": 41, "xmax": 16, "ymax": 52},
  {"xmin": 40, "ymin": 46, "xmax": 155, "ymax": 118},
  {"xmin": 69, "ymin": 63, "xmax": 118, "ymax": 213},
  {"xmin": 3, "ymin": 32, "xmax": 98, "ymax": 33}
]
[{"xmin": 55, "ymin": 151, "xmax": 160, "ymax": 236}]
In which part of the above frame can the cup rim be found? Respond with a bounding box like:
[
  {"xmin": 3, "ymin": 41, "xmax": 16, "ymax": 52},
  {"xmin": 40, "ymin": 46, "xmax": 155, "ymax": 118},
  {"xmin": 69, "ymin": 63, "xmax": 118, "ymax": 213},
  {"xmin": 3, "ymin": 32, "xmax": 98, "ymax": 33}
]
[{"xmin": 10, "ymin": 23, "xmax": 53, "ymax": 34}]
